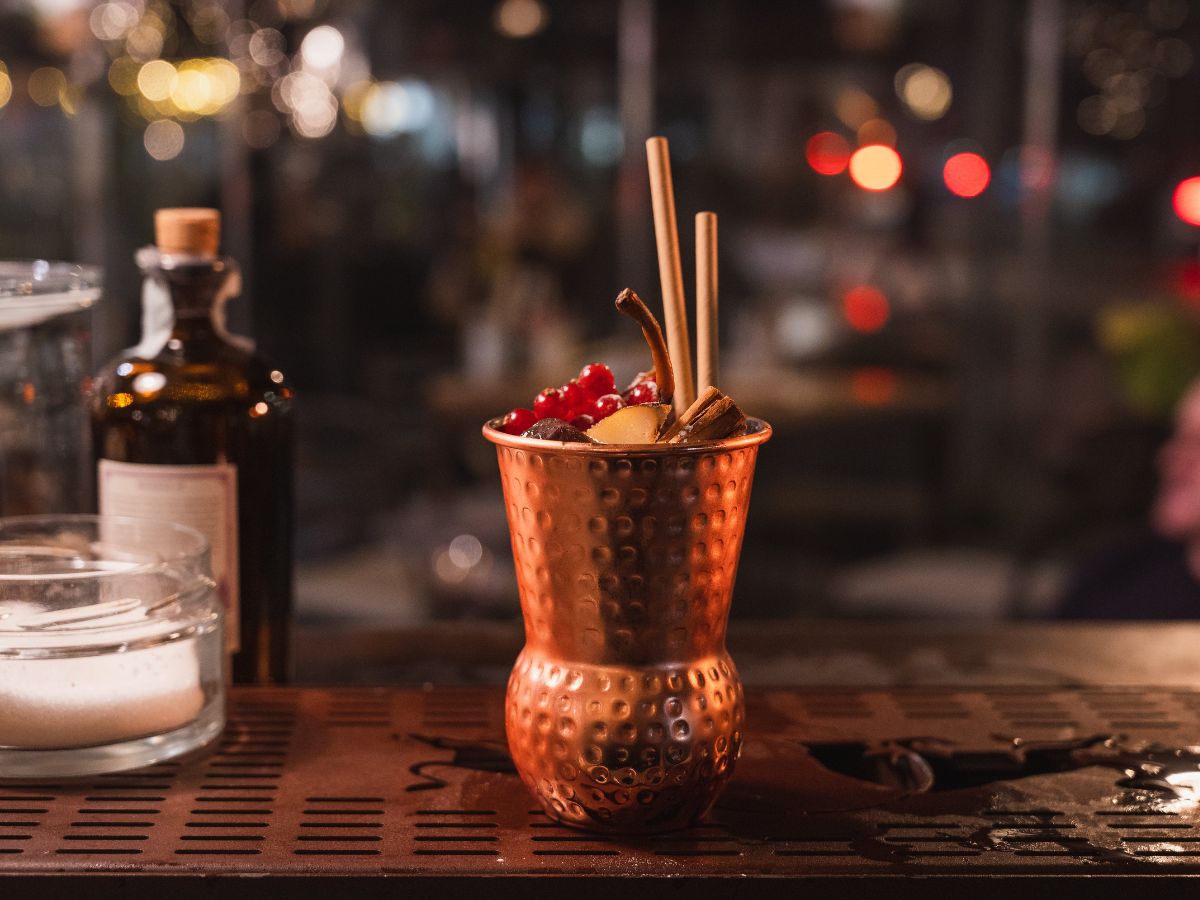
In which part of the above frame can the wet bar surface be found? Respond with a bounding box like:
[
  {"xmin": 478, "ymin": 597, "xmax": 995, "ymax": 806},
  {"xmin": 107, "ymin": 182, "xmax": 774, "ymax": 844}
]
[{"xmin": 5, "ymin": 684, "xmax": 1200, "ymax": 895}]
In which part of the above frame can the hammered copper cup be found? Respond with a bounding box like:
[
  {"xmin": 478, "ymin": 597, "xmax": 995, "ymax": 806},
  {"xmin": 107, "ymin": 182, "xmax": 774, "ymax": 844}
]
[{"xmin": 483, "ymin": 418, "xmax": 771, "ymax": 833}]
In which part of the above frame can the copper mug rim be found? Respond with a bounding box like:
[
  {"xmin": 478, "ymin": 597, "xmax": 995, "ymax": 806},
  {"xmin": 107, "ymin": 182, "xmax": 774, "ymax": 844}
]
[{"xmin": 482, "ymin": 416, "xmax": 772, "ymax": 455}]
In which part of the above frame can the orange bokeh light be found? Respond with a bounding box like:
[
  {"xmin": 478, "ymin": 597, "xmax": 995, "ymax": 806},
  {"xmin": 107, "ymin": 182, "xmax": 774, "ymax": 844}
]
[
  {"xmin": 943, "ymin": 152, "xmax": 990, "ymax": 198},
  {"xmin": 1174, "ymin": 176, "xmax": 1200, "ymax": 227},
  {"xmin": 850, "ymin": 367, "xmax": 898, "ymax": 406},
  {"xmin": 842, "ymin": 285, "xmax": 890, "ymax": 333},
  {"xmin": 806, "ymin": 131, "xmax": 851, "ymax": 176},
  {"xmin": 848, "ymin": 144, "xmax": 902, "ymax": 191}
]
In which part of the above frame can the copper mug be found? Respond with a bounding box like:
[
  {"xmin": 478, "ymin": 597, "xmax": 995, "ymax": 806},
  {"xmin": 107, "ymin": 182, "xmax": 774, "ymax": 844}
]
[{"xmin": 484, "ymin": 418, "xmax": 771, "ymax": 833}]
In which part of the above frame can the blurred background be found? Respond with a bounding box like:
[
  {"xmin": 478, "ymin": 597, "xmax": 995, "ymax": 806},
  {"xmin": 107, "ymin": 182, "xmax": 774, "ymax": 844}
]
[{"xmin": 5, "ymin": 0, "xmax": 1200, "ymax": 633}]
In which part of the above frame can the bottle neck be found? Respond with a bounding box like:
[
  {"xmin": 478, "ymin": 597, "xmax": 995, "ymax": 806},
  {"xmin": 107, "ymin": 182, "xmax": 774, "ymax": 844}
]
[{"xmin": 156, "ymin": 257, "xmax": 229, "ymax": 344}]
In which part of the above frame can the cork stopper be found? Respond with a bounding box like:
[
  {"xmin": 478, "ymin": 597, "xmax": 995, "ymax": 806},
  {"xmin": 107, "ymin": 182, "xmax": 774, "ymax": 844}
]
[{"xmin": 155, "ymin": 208, "xmax": 220, "ymax": 257}]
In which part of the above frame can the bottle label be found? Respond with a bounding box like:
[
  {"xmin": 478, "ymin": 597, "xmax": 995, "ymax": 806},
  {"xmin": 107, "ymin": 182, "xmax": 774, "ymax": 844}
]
[{"xmin": 98, "ymin": 460, "xmax": 240, "ymax": 651}]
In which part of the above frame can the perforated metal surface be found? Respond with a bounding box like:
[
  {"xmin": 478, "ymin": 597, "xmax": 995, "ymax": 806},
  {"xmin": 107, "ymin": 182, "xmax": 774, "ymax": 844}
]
[{"xmin": 4, "ymin": 686, "xmax": 1200, "ymax": 888}]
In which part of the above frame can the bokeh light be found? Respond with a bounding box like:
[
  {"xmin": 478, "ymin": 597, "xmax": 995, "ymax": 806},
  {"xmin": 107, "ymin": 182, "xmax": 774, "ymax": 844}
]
[
  {"xmin": 171, "ymin": 65, "xmax": 211, "ymax": 114},
  {"xmin": 850, "ymin": 367, "xmax": 898, "ymax": 405},
  {"xmin": 580, "ymin": 107, "xmax": 623, "ymax": 166},
  {"xmin": 249, "ymin": 28, "xmax": 287, "ymax": 68},
  {"xmin": 494, "ymin": 0, "xmax": 549, "ymax": 38},
  {"xmin": 834, "ymin": 87, "xmax": 878, "ymax": 130},
  {"xmin": 943, "ymin": 152, "xmax": 991, "ymax": 198},
  {"xmin": 300, "ymin": 25, "xmax": 344, "ymax": 70},
  {"xmin": 1078, "ymin": 95, "xmax": 1117, "ymax": 136},
  {"xmin": 0, "ymin": 63, "xmax": 11, "ymax": 111},
  {"xmin": 1110, "ymin": 108, "xmax": 1145, "ymax": 141},
  {"xmin": 805, "ymin": 131, "xmax": 851, "ymax": 176},
  {"xmin": 143, "ymin": 119, "xmax": 185, "ymax": 161},
  {"xmin": 190, "ymin": 5, "xmax": 230, "ymax": 44},
  {"xmin": 895, "ymin": 63, "xmax": 952, "ymax": 121},
  {"xmin": 1173, "ymin": 176, "xmax": 1200, "ymax": 227},
  {"xmin": 842, "ymin": 286, "xmax": 890, "ymax": 333},
  {"xmin": 163, "ymin": 58, "xmax": 241, "ymax": 116},
  {"xmin": 108, "ymin": 56, "xmax": 140, "ymax": 95},
  {"xmin": 848, "ymin": 144, "xmax": 902, "ymax": 191},
  {"xmin": 361, "ymin": 80, "xmax": 434, "ymax": 137},
  {"xmin": 90, "ymin": 1, "xmax": 139, "ymax": 42},
  {"xmin": 1020, "ymin": 146, "xmax": 1054, "ymax": 191},
  {"xmin": 125, "ymin": 14, "xmax": 166, "ymax": 61},
  {"xmin": 279, "ymin": 70, "xmax": 338, "ymax": 138},
  {"xmin": 28, "ymin": 67, "xmax": 66, "ymax": 107},
  {"xmin": 204, "ymin": 59, "xmax": 242, "ymax": 109},
  {"xmin": 293, "ymin": 104, "xmax": 337, "ymax": 138},
  {"xmin": 137, "ymin": 59, "xmax": 176, "ymax": 102},
  {"xmin": 58, "ymin": 85, "xmax": 81, "ymax": 117},
  {"xmin": 1154, "ymin": 37, "xmax": 1193, "ymax": 78},
  {"xmin": 279, "ymin": 0, "xmax": 318, "ymax": 18},
  {"xmin": 1173, "ymin": 260, "xmax": 1200, "ymax": 305},
  {"xmin": 341, "ymin": 80, "xmax": 373, "ymax": 122}
]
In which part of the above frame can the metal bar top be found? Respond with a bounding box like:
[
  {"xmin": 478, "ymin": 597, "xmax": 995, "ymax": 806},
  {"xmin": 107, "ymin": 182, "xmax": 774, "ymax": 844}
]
[{"xmin": 4, "ymin": 685, "xmax": 1200, "ymax": 897}]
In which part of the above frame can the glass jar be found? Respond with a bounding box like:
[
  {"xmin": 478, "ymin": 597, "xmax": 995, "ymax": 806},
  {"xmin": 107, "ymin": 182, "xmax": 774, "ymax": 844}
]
[
  {"xmin": 0, "ymin": 515, "xmax": 224, "ymax": 777},
  {"xmin": 0, "ymin": 261, "xmax": 102, "ymax": 516}
]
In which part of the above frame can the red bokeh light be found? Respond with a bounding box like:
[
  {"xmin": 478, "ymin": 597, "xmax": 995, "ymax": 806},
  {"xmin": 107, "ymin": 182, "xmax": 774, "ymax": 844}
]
[
  {"xmin": 943, "ymin": 152, "xmax": 990, "ymax": 198},
  {"xmin": 842, "ymin": 285, "xmax": 890, "ymax": 333},
  {"xmin": 850, "ymin": 367, "xmax": 898, "ymax": 406},
  {"xmin": 806, "ymin": 131, "xmax": 851, "ymax": 176},
  {"xmin": 848, "ymin": 144, "xmax": 902, "ymax": 191},
  {"xmin": 1171, "ymin": 260, "xmax": 1200, "ymax": 308},
  {"xmin": 1174, "ymin": 176, "xmax": 1200, "ymax": 227}
]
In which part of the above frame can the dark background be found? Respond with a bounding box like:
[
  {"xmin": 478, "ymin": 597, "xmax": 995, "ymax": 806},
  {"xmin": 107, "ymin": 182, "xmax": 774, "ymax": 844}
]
[{"xmin": 5, "ymin": 0, "xmax": 1200, "ymax": 626}]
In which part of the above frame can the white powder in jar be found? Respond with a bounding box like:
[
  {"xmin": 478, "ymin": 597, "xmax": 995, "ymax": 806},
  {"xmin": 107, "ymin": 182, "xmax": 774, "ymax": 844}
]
[{"xmin": 0, "ymin": 639, "xmax": 205, "ymax": 749}]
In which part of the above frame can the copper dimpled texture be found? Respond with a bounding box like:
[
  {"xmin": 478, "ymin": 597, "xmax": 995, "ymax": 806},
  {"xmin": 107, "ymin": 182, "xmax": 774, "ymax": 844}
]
[{"xmin": 483, "ymin": 420, "xmax": 772, "ymax": 833}]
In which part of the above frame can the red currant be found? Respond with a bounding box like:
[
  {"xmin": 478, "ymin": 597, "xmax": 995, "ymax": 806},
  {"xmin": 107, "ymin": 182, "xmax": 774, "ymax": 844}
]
[
  {"xmin": 570, "ymin": 414, "xmax": 595, "ymax": 431},
  {"xmin": 533, "ymin": 387, "xmax": 566, "ymax": 420},
  {"xmin": 561, "ymin": 380, "xmax": 587, "ymax": 416},
  {"xmin": 578, "ymin": 363, "xmax": 616, "ymax": 400},
  {"xmin": 592, "ymin": 393, "xmax": 624, "ymax": 421},
  {"xmin": 627, "ymin": 381, "xmax": 658, "ymax": 405},
  {"xmin": 501, "ymin": 407, "xmax": 537, "ymax": 435}
]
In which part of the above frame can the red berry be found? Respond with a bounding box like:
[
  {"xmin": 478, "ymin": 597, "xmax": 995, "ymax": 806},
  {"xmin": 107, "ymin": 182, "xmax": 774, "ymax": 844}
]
[
  {"xmin": 533, "ymin": 387, "xmax": 566, "ymax": 420},
  {"xmin": 592, "ymin": 392, "xmax": 624, "ymax": 421},
  {"xmin": 627, "ymin": 381, "xmax": 658, "ymax": 405},
  {"xmin": 561, "ymin": 380, "xmax": 587, "ymax": 416},
  {"xmin": 570, "ymin": 414, "xmax": 595, "ymax": 431},
  {"xmin": 578, "ymin": 363, "xmax": 615, "ymax": 400},
  {"xmin": 501, "ymin": 408, "xmax": 537, "ymax": 435}
]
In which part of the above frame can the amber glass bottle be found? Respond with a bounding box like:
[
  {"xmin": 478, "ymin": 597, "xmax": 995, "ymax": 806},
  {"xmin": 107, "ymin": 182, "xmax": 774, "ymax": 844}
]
[{"xmin": 91, "ymin": 208, "xmax": 294, "ymax": 683}]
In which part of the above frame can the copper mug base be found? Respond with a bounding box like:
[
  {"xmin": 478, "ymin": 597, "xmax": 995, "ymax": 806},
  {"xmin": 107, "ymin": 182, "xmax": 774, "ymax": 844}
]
[{"xmin": 485, "ymin": 418, "xmax": 771, "ymax": 833}]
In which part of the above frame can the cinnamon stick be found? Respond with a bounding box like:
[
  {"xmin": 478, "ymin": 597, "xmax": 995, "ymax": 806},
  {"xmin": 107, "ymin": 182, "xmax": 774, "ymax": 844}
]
[
  {"xmin": 615, "ymin": 288, "xmax": 674, "ymax": 409},
  {"xmin": 669, "ymin": 393, "xmax": 746, "ymax": 443},
  {"xmin": 659, "ymin": 386, "xmax": 719, "ymax": 442},
  {"xmin": 659, "ymin": 385, "xmax": 747, "ymax": 443}
]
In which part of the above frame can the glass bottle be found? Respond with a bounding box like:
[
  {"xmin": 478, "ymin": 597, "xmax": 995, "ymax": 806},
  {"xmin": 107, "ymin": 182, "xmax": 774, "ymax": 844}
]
[{"xmin": 91, "ymin": 208, "xmax": 293, "ymax": 683}]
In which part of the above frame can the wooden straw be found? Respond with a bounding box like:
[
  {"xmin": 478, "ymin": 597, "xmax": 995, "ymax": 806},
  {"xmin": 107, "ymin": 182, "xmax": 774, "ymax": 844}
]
[
  {"xmin": 645, "ymin": 136, "xmax": 696, "ymax": 414},
  {"xmin": 695, "ymin": 211, "xmax": 718, "ymax": 394}
]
